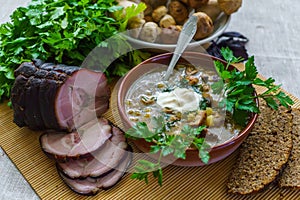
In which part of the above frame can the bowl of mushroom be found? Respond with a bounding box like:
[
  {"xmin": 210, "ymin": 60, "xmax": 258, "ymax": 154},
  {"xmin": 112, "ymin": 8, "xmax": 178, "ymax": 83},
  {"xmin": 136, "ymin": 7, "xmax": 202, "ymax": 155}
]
[{"xmin": 122, "ymin": 0, "xmax": 242, "ymax": 52}]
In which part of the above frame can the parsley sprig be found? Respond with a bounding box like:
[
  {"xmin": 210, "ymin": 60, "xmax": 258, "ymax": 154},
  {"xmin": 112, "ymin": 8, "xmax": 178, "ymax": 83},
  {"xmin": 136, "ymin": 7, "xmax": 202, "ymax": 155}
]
[
  {"xmin": 126, "ymin": 116, "xmax": 207, "ymax": 186},
  {"xmin": 213, "ymin": 48, "xmax": 294, "ymax": 125}
]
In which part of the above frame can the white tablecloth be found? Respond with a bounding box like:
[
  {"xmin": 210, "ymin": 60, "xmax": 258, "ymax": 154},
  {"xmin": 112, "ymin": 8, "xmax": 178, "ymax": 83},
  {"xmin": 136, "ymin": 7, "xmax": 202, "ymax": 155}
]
[{"xmin": 0, "ymin": 0, "xmax": 299, "ymax": 199}]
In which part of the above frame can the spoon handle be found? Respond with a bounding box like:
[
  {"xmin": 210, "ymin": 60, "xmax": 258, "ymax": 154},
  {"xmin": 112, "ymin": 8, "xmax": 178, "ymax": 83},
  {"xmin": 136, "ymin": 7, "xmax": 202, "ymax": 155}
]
[{"xmin": 164, "ymin": 15, "xmax": 198, "ymax": 80}]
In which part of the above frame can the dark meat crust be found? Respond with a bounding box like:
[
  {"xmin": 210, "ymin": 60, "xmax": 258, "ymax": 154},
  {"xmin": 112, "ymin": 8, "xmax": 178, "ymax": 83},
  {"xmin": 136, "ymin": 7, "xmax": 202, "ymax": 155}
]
[
  {"xmin": 14, "ymin": 61, "xmax": 37, "ymax": 78},
  {"xmin": 15, "ymin": 60, "xmax": 76, "ymax": 81},
  {"xmin": 12, "ymin": 59, "xmax": 110, "ymax": 131},
  {"xmin": 24, "ymin": 76, "xmax": 44, "ymax": 130},
  {"xmin": 12, "ymin": 60, "xmax": 80, "ymax": 130},
  {"xmin": 39, "ymin": 79, "xmax": 61, "ymax": 130},
  {"xmin": 11, "ymin": 75, "xmax": 28, "ymax": 127}
]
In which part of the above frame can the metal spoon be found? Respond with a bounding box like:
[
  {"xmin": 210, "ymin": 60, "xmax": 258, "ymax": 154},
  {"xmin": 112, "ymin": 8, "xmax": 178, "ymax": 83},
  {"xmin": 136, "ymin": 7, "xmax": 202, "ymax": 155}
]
[{"xmin": 163, "ymin": 15, "xmax": 198, "ymax": 80}]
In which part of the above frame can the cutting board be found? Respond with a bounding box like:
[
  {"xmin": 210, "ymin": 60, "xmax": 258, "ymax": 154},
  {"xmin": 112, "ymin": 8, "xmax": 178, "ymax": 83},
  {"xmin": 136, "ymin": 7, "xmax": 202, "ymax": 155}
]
[{"xmin": 1, "ymin": 66, "xmax": 300, "ymax": 199}]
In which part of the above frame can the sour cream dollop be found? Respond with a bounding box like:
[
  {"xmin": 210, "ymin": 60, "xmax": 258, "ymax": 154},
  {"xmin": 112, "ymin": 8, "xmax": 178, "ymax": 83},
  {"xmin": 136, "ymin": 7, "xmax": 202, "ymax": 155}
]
[{"xmin": 156, "ymin": 87, "xmax": 202, "ymax": 113}]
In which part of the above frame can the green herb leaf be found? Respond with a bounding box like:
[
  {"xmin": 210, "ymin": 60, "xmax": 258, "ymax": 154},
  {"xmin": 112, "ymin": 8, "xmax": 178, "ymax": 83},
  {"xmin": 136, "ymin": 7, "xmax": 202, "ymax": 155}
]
[
  {"xmin": 150, "ymin": 145, "xmax": 161, "ymax": 154},
  {"xmin": 130, "ymin": 158, "xmax": 163, "ymax": 186},
  {"xmin": 125, "ymin": 122, "xmax": 156, "ymax": 139},
  {"xmin": 198, "ymin": 141, "xmax": 210, "ymax": 164},
  {"xmin": 152, "ymin": 168, "xmax": 163, "ymax": 186},
  {"xmin": 245, "ymin": 56, "xmax": 258, "ymax": 80},
  {"xmin": 220, "ymin": 47, "xmax": 244, "ymax": 64},
  {"xmin": 131, "ymin": 172, "xmax": 149, "ymax": 184},
  {"xmin": 263, "ymin": 97, "xmax": 279, "ymax": 110}
]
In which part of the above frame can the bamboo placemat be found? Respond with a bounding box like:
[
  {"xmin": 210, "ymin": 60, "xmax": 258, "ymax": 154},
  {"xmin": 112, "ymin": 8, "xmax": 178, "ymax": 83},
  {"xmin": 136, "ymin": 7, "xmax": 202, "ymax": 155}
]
[{"xmin": 1, "ymin": 66, "xmax": 300, "ymax": 199}]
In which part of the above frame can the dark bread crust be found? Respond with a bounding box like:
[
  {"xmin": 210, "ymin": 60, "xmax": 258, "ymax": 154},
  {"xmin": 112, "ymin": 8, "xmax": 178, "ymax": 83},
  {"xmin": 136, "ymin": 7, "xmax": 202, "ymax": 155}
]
[
  {"xmin": 227, "ymin": 100, "xmax": 293, "ymax": 194},
  {"xmin": 279, "ymin": 108, "xmax": 300, "ymax": 188}
]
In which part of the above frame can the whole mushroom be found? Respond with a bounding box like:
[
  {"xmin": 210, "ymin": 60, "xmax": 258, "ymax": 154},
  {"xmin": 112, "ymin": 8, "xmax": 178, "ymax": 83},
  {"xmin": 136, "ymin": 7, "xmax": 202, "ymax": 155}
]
[
  {"xmin": 139, "ymin": 22, "xmax": 161, "ymax": 43},
  {"xmin": 159, "ymin": 14, "xmax": 176, "ymax": 28},
  {"xmin": 168, "ymin": 0, "xmax": 189, "ymax": 25},
  {"xmin": 217, "ymin": 0, "xmax": 242, "ymax": 15},
  {"xmin": 193, "ymin": 12, "xmax": 214, "ymax": 40},
  {"xmin": 126, "ymin": 0, "xmax": 239, "ymax": 44},
  {"xmin": 152, "ymin": 6, "xmax": 168, "ymax": 23}
]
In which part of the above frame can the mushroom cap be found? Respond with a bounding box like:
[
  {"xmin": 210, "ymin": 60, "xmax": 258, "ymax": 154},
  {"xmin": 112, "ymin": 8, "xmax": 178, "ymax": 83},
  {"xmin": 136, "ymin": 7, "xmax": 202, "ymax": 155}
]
[
  {"xmin": 139, "ymin": 22, "xmax": 161, "ymax": 43},
  {"xmin": 152, "ymin": 5, "xmax": 168, "ymax": 23},
  {"xmin": 193, "ymin": 12, "xmax": 214, "ymax": 40},
  {"xmin": 159, "ymin": 14, "xmax": 176, "ymax": 28},
  {"xmin": 168, "ymin": 0, "xmax": 189, "ymax": 25}
]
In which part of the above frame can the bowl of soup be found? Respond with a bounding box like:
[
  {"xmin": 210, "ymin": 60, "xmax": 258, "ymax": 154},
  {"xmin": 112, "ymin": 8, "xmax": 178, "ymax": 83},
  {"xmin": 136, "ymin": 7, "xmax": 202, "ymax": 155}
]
[{"xmin": 117, "ymin": 52, "xmax": 258, "ymax": 167}]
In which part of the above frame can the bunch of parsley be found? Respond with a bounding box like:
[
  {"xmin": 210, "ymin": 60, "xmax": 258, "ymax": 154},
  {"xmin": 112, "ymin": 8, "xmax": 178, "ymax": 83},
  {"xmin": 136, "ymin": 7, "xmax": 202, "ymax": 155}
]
[{"xmin": 0, "ymin": 0, "xmax": 147, "ymax": 101}]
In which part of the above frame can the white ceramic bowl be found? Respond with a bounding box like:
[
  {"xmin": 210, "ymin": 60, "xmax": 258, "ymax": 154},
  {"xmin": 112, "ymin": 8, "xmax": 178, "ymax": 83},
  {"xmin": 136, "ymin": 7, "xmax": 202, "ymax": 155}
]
[{"xmin": 123, "ymin": 13, "xmax": 231, "ymax": 52}]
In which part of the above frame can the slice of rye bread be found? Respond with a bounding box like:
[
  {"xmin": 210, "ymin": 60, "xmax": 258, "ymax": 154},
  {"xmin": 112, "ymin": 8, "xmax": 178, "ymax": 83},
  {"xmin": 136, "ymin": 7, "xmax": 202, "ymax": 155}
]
[
  {"xmin": 227, "ymin": 100, "xmax": 293, "ymax": 195},
  {"xmin": 279, "ymin": 108, "xmax": 300, "ymax": 188}
]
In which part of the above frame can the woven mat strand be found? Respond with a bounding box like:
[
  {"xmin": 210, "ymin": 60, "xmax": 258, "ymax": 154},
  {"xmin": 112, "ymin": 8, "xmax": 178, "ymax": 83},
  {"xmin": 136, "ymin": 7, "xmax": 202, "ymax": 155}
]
[{"xmin": 0, "ymin": 66, "xmax": 300, "ymax": 199}]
